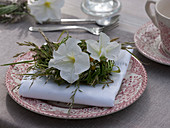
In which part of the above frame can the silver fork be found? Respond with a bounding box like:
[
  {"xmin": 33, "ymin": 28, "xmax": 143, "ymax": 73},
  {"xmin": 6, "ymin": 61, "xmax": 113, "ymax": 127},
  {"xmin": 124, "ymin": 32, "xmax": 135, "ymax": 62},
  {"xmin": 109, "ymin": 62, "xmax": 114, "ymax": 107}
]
[{"xmin": 29, "ymin": 21, "xmax": 119, "ymax": 36}]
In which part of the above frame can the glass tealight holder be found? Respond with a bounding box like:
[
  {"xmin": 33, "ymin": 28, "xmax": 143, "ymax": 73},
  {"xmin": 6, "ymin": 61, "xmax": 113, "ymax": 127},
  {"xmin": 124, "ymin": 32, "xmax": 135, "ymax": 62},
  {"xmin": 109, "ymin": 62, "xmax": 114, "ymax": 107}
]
[{"xmin": 81, "ymin": 0, "xmax": 121, "ymax": 17}]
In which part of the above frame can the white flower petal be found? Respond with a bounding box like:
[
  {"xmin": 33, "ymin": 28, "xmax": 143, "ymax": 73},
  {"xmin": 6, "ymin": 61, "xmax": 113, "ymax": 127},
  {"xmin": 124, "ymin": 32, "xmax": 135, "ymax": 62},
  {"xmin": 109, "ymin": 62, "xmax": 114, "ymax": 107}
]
[
  {"xmin": 52, "ymin": 9, "xmax": 61, "ymax": 19},
  {"xmin": 74, "ymin": 52, "xmax": 90, "ymax": 74},
  {"xmin": 49, "ymin": 45, "xmax": 67, "ymax": 64},
  {"xmin": 99, "ymin": 32, "xmax": 110, "ymax": 48},
  {"xmin": 66, "ymin": 38, "xmax": 81, "ymax": 54},
  {"xmin": 54, "ymin": 43, "xmax": 67, "ymax": 56},
  {"xmin": 51, "ymin": 0, "xmax": 64, "ymax": 8},
  {"xmin": 46, "ymin": 8, "xmax": 57, "ymax": 19},
  {"xmin": 60, "ymin": 70, "xmax": 79, "ymax": 84},
  {"xmin": 50, "ymin": 0, "xmax": 64, "ymax": 19},
  {"xmin": 28, "ymin": 0, "xmax": 45, "ymax": 5},
  {"xmin": 105, "ymin": 41, "xmax": 121, "ymax": 61},
  {"xmin": 49, "ymin": 56, "xmax": 74, "ymax": 72},
  {"xmin": 28, "ymin": 6, "xmax": 47, "ymax": 23},
  {"xmin": 100, "ymin": 47, "xmax": 106, "ymax": 58},
  {"xmin": 86, "ymin": 40, "xmax": 100, "ymax": 61}
]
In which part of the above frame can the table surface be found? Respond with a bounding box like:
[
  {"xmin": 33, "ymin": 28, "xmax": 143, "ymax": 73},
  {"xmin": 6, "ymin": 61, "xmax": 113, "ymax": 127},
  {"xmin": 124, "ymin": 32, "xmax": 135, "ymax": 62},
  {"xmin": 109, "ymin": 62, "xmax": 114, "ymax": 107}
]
[{"xmin": 0, "ymin": 0, "xmax": 170, "ymax": 128}]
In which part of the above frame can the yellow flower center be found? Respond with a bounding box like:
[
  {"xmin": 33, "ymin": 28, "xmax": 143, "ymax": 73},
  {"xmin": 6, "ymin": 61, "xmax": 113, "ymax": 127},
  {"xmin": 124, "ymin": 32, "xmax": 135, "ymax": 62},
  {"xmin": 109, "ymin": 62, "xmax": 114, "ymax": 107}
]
[
  {"xmin": 44, "ymin": 1, "xmax": 51, "ymax": 8},
  {"xmin": 68, "ymin": 56, "xmax": 75, "ymax": 63}
]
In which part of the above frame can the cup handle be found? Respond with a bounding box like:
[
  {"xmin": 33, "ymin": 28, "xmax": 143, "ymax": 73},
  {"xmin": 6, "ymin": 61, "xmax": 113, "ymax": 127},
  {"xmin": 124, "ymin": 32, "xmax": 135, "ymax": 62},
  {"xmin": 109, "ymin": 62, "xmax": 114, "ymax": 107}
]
[{"xmin": 145, "ymin": 0, "xmax": 158, "ymax": 27}]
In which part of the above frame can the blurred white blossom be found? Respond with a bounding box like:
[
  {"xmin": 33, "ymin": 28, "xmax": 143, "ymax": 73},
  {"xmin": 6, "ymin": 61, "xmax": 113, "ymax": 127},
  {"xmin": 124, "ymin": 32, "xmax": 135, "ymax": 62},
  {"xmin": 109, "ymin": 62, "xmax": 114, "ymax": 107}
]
[{"xmin": 28, "ymin": 0, "xmax": 64, "ymax": 23}]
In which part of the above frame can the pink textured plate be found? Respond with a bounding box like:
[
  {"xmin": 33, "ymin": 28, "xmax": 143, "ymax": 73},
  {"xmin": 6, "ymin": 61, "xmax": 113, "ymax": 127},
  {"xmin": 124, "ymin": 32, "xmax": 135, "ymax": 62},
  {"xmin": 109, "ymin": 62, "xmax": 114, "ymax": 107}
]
[
  {"xmin": 6, "ymin": 52, "xmax": 147, "ymax": 119},
  {"xmin": 134, "ymin": 22, "xmax": 170, "ymax": 66}
]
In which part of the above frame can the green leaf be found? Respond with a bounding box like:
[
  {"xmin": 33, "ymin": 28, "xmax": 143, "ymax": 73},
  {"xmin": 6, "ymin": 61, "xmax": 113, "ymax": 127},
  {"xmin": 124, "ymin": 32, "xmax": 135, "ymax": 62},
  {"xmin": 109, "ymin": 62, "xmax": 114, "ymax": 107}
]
[
  {"xmin": 112, "ymin": 66, "xmax": 121, "ymax": 73},
  {"xmin": 1, "ymin": 60, "xmax": 34, "ymax": 66},
  {"xmin": 0, "ymin": 5, "xmax": 18, "ymax": 15},
  {"xmin": 57, "ymin": 30, "xmax": 67, "ymax": 42}
]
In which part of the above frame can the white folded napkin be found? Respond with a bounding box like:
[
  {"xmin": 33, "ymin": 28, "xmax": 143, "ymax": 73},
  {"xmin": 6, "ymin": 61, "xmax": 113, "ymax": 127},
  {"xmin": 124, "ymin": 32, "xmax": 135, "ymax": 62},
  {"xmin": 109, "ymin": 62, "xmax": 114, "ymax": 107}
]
[{"xmin": 19, "ymin": 49, "xmax": 133, "ymax": 107}]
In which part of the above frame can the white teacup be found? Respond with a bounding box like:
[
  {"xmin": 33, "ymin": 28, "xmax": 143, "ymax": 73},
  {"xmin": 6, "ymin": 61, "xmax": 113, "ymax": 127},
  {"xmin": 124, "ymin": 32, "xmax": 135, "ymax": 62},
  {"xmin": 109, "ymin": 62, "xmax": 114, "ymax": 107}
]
[{"xmin": 145, "ymin": 0, "xmax": 170, "ymax": 55}]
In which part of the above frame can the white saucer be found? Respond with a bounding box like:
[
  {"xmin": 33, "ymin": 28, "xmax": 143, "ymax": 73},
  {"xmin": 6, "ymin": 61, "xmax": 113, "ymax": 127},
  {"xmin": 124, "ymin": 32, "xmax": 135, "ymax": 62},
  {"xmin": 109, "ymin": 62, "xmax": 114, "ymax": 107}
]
[{"xmin": 134, "ymin": 22, "xmax": 170, "ymax": 66}]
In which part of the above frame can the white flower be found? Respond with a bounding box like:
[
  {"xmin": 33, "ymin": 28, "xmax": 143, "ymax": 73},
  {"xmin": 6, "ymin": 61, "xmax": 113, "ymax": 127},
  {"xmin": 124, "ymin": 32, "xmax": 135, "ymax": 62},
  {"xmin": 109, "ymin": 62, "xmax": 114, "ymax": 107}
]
[
  {"xmin": 48, "ymin": 38, "xmax": 90, "ymax": 83},
  {"xmin": 86, "ymin": 32, "xmax": 121, "ymax": 61},
  {"xmin": 28, "ymin": 0, "xmax": 64, "ymax": 23}
]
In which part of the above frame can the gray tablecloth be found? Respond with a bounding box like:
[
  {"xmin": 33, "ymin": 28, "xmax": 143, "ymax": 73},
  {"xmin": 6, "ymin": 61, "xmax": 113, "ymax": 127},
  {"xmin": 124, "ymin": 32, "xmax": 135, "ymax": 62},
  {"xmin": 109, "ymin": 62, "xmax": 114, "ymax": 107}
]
[{"xmin": 0, "ymin": 17, "xmax": 170, "ymax": 128}]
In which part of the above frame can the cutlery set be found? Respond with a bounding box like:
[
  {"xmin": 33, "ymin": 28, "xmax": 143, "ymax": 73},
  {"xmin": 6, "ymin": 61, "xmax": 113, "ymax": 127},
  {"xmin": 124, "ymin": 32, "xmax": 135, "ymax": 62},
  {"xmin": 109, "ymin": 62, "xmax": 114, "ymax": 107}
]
[{"xmin": 29, "ymin": 15, "xmax": 119, "ymax": 35}]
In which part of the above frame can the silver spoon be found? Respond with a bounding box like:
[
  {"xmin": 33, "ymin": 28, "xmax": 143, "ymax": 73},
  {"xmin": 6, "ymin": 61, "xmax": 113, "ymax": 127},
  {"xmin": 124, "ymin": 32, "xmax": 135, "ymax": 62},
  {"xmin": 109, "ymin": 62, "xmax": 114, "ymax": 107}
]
[
  {"xmin": 41, "ymin": 15, "xmax": 119, "ymax": 26},
  {"xmin": 96, "ymin": 15, "xmax": 119, "ymax": 26}
]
